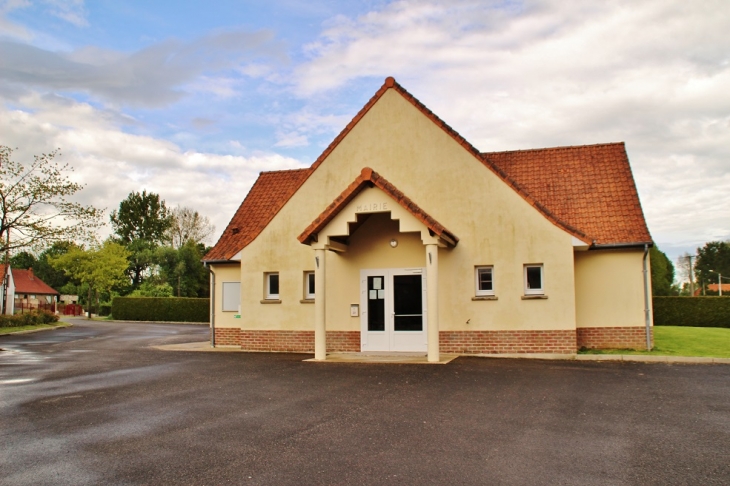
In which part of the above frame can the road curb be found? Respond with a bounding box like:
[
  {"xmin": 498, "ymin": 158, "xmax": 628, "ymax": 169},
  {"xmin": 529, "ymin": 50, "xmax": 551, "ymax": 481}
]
[
  {"xmin": 5, "ymin": 323, "xmax": 74, "ymax": 335},
  {"xmin": 475, "ymin": 353, "xmax": 730, "ymax": 364},
  {"xmin": 95, "ymin": 319, "xmax": 208, "ymax": 326}
]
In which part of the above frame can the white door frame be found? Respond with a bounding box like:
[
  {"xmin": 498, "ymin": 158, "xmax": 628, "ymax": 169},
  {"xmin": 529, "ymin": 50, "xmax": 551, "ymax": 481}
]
[{"xmin": 360, "ymin": 268, "xmax": 427, "ymax": 352}]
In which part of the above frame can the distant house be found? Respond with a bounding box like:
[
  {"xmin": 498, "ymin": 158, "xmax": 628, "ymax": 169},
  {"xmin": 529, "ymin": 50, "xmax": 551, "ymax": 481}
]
[
  {"xmin": 694, "ymin": 283, "xmax": 730, "ymax": 296},
  {"xmin": 0, "ymin": 264, "xmax": 16, "ymax": 315},
  {"xmin": 12, "ymin": 268, "xmax": 59, "ymax": 309}
]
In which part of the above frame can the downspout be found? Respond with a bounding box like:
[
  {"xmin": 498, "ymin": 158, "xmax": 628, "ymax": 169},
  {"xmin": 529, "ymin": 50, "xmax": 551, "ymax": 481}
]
[
  {"xmin": 642, "ymin": 244, "xmax": 652, "ymax": 350},
  {"xmin": 205, "ymin": 263, "xmax": 216, "ymax": 348}
]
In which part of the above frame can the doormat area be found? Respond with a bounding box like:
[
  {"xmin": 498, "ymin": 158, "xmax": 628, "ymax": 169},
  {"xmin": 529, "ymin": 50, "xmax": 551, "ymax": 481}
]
[{"xmin": 304, "ymin": 353, "xmax": 458, "ymax": 364}]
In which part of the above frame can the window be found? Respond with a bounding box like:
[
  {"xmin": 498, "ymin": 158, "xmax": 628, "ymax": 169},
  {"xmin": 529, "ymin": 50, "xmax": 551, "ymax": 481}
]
[
  {"xmin": 304, "ymin": 271, "xmax": 315, "ymax": 300},
  {"xmin": 222, "ymin": 282, "xmax": 241, "ymax": 312},
  {"xmin": 475, "ymin": 266, "xmax": 494, "ymax": 296},
  {"xmin": 524, "ymin": 264, "xmax": 544, "ymax": 295},
  {"xmin": 265, "ymin": 273, "xmax": 280, "ymax": 300}
]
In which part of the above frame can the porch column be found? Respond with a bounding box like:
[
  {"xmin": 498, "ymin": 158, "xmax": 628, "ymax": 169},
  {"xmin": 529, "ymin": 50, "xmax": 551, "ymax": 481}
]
[
  {"xmin": 314, "ymin": 248, "xmax": 326, "ymax": 360},
  {"xmin": 426, "ymin": 243, "xmax": 439, "ymax": 362}
]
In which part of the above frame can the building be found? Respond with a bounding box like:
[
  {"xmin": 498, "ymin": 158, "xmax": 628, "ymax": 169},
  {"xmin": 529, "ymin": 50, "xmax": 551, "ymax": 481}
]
[
  {"xmin": 12, "ymin": 268, "xmax": 59, "ymax": 310},
  {"xmin": 0, "ymin": 264, "xmax": 16, "ymax": 315},
  {"xmin": 694, "ymin": 283, "xmax": 730, "ymax": 296},
  {"xmin": 203, "ymin": 77, "xmax": 653, "ymax": 361}
]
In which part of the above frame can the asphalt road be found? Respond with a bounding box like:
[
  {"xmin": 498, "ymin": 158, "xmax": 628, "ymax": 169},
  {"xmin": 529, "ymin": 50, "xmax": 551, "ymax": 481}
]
[{"xmin": 1, "ymin": 320, "xmax": 729, "ymax": 486}]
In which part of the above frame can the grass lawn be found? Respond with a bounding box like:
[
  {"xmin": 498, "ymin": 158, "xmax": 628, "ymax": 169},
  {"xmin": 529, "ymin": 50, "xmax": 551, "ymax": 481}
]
[
  {"xmin": 581, "ymin": 326, "xmax": 730, "ymax": 358},
  {"xmin": 0, "ymin": 322, "xmax": 72, "ymax": 336}
]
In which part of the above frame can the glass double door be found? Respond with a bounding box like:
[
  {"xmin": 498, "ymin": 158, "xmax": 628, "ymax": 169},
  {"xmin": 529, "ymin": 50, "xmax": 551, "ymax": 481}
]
[{"xmin": 360, "ymin": 268, "xmax": 427, "ymax": 352}]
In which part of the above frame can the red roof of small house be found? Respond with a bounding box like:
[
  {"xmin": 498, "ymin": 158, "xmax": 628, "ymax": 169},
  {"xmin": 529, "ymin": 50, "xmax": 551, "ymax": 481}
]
[
  {"xmin": 205, "ymin": 77, "xmax": 652, "ymax": 261},
  {"xmin": 694, "ymin": 283, "xmax": 730, "ymax": 296},
  {"xmin": 298, "ymin": 167, "xmax": 458, "ymax": 246},
  {"xmin": 12, "ymin": 268, "xmax": 58, "ymax": 295},
  {"xmin": 204, "ymin": 168, "xmax": 312, "ymax": 261}
]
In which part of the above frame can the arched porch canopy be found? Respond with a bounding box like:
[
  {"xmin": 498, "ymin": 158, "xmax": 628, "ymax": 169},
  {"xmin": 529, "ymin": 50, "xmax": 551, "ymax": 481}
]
[{"xmin": 298, "ymin": 167, "xmax": 458, "ymax": 251}]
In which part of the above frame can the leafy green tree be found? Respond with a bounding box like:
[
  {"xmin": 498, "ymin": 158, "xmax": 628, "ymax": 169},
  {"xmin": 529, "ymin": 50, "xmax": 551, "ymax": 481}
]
[
  {"xmin": 110, "ymin": 190, "xmax": 171, "ymax": 244},
  {"xmin": 32, "ymin": 241, "xmax": 78, "ymax": 292},
  {"xmin": 695, "ymin": 241, "xmax": 730, "ymax": 294},
  {"xmin": 10, "ymin": 251, "xmax": 36, "ymax": 269},
  {"xmin": 110, "ymin": 191, "xmax": 171, "ymax": 288},
  {"xmin": 155, "ymin": 240, "xmax": 209, "ymax": 297},
  {"xmin": 650, "ymin": 246, "xmax": 675, "ymax": 296},
  {"xmin": 130, "ymin": 279, "xmax": 174, "ymax": 297},
  {"xmin": 0, "ymin": 146, "xmax": 102, "ymax": 255},
  {"xmin": 50, "ymin": 240, "xmax": 130, "ymax": 317}
]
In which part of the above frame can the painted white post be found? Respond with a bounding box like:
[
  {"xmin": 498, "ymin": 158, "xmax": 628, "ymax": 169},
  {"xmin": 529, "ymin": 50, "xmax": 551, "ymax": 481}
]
[
  {"xmin": 314, "ymin": 248, "xmax": 327, "ymax": 360},
  {"xmin": 426, "ymin": 243, "xmax": 439, "ymax": 362}
]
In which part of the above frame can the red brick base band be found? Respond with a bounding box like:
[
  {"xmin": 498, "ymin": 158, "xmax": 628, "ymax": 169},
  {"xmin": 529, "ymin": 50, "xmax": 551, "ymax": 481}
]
[
  {"xmin": 439, "ymin": 330, "xmax": 577, "ymax": 354},
  {"xmin": 213, "ymin": 327, "xmax": 240, "ymax": 346},
  {"xmin": 577, "ymin": 326, "xmax": 652, "ymax": 350},
  {"xmin": 212, "ymin": 329, "xmax": 360, "ymax": 352},
  {"xmin": 213, "ymin": 327, "xmax": 651, "ymax": 354}
]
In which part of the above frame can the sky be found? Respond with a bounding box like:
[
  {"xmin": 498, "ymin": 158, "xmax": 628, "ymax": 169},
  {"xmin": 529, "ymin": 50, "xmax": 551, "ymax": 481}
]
[{"xmin": 0, "ymin": 0, "xmax": 728, "ymax": 274}]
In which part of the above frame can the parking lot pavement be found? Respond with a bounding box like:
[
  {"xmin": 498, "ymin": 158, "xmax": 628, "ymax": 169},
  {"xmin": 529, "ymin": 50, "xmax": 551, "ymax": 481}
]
[{"xmin": 1, "ymin": 320, "xmax": 729, "ymax": 486}]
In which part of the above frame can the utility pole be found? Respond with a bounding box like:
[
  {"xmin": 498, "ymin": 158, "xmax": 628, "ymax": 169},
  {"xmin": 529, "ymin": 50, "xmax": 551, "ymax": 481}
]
[{"xmin": 687, "ymin": 255, "xmax": 695, "ymax": 296}]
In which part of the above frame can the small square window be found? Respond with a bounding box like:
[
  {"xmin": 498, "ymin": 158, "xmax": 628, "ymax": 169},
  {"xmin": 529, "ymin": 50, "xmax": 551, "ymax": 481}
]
[
  {"xmin": 265, "ymin": 273, "xmax": 280, "ymax": 300},
  {"xmin": 524, "ymin": 265, "xmax": 544, "ymax": 295},
  {"xmin": 475, "ymin": 266, "xmax": 494, "ymax": 296},
  {"xmin": 304, "ymin": 271, "xmax": 315, "ymax": 300}
]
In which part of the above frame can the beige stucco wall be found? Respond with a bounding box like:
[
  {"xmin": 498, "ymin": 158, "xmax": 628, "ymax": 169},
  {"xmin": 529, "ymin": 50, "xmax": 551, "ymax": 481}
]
[
  {"xmin": 574, "ymin": 249, "xmax": 651, "ymax": 328},
  {"xmin": 210, "ymin": 263, "xmax": 243, "ymax": 328},
  {"xmin": 231, "ymin": 87, "xmax": 581, "ymax": 333}
]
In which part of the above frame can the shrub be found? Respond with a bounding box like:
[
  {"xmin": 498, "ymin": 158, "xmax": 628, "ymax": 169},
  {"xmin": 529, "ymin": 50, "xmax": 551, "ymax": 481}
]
[
  {"xmin": 112, "ymin": 297, "xmax": 209, "ymax": 323},
  {"xmin": 0, "ymin": 310, "xmax": 59, "ymax": 328},
  {"xmin": 99, "ymin": 304, "xmax": 112, "ymax": 317},
  {"xmin": 653, "ymin": 296, "xmax": 730, "ymax": 328}
]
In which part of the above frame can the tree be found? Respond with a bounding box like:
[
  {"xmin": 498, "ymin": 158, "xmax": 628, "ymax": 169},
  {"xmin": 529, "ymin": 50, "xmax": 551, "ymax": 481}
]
[
  {"xmin": 50, "ymin": 240, "xmax": 130, "ymax": 317},
  {"xmin": 675, "ymin": 252, "xmax": 694, "ymax": 292},
  {"xmin": 0, "ymin": 146, "xmax": 102, "ymax": 256},
  {"xmin": 650, "ymin": 246, "xmax": 675, "ymax": 296},
  {"xmin": 695, "ymin": 241, "xmax": 730, "ymax": 294},
  {"xmin": 10, "ymin": 251, "xmax": 36, "ymax": 269},
  {"xmin": 110, "ymin": 191, "xmax": 171, "ymax": 288},
  {"xmin": 110, "ymin": 190, "xmax": 171, "ymax": 244},
  {"xmin": 32, "ymin": 241, "xmax": 78, "ymax": 292},
  {"xmin": 164, "ymin": 206, "xmax": 215, "ymax": 248},
  {"xmin": 155, "ymin": 240, "xmax": 209, "ymax": 297}
]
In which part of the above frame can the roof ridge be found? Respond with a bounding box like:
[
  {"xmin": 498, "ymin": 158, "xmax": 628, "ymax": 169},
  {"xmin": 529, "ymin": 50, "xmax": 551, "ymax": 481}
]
[
  {"xmin": 259, "ymin": 167, "xmax": 312, "ymax": 175},
  {"xmin": 482, "ymin": 142, "xmax": 625, "ymax": 155}
]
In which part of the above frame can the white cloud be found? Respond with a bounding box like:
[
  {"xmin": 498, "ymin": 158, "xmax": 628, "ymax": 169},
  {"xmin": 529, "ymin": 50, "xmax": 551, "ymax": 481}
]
[
  {"xmin": 0, "ymin": 29, "xmax": 282, "ymax": 107},
  {"xmin": 0, "ymin": 0, "xmax": 32, "ymax": 39},
  {"xmin": 0, "ymin": 94, "xmax": 306, "ymax": 243},
  {"xmin": 42, "ymin": 0, "xmax": 87, "ymax": 27},
  {"xmin": 290, "ymin": 0, "xmax": 730, "ymax": 254}
]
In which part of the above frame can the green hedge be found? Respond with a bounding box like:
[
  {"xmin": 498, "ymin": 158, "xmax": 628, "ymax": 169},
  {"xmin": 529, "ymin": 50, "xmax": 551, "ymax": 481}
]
[
  {"xmin": 0, "ymin": 310, "xmax": 60, "ymax": 328},
  {"xmin": 111, "ymin": 297, "xmax": 209, "ymax": 323},
  {"xmin": 653, "ymin": 296, "xmax": 730, "ymax": 328}
]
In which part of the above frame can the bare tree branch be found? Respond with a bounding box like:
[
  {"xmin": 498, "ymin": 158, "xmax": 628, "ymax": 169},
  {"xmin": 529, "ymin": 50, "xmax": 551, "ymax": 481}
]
[{"xmin": 0, "ymin": 146, "xmax": 103, "ymax": 256}]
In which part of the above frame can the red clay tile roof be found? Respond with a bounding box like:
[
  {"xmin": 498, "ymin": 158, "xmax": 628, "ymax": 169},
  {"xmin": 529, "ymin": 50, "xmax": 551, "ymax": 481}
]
[
  {"xmin": 695, "ymin": 283, "xmax": 730, "ymax": 295},
  {"xmin": 298, "ymin": 167, "xmax": 458, "ymax": 246},
  {"xmin": 482, "ymin": 143, "xmax": 652, "ymax": 245},
  {"xmin": 12, "ymin": 268, "xmax": 58, "ymax": 295},
  {"xmin": 204, "ymin": 168, "xmax": 312, "ymax": 261},
  {"xmin": 206, "ymin": 77, "xmax": 652, "ymax": 261}
]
